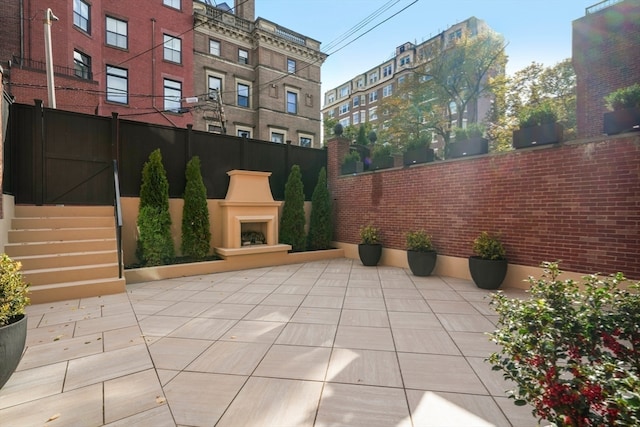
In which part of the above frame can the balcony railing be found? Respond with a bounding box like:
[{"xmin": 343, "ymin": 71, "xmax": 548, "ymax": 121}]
[
  {"xmin": 12, "ymin": 56, "xmax": 93, "ymax": 80},
  {"xmin": 586, "ymin": 0, "xmax": 623, "ymax": 14}
]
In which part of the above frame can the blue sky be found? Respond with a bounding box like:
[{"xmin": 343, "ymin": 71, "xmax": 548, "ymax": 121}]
[{"xmin": 254, "ymin": 0, "xmax": 595, "ymax": 94}]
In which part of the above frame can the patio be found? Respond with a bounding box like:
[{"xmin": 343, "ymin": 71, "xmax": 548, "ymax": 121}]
[{"xmin": 0, "ymin": 258, "xmax": 539, "ymax": 426}]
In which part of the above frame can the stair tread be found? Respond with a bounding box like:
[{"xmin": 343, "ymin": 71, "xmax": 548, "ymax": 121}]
[
  {"xmin": 22, "ymin": 262, "xmax": 120, "ymax": 274},
  {"xmin": 5, "ymin": 238, "xmax": 116, "ymax": 246},
  {"xmin": 11, "ymin": 226, "xmax": 114, "ymax": 231},
  {"xmin": 29, "ymin": 277, "xmax": 125, "ymax": 290},
  {"xmin": 12, "ymin": 250, "xmax": 117, "ymax": 260}
]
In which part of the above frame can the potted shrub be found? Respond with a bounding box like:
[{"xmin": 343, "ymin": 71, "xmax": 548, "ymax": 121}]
[
  {"xmin": 603, "ymin": 83, "xmax": 640, "ymax": 135},
  {"xmin": 513, "ymin": 101, "xmax": 563, "ymax": 148},
  {"xmin": 448, "ymin": 123, "xmax": 488, "ymax": 158},
  {"xmin": 341, "ymin": 150, "xmax": 363, "ymax": 175},
  {"xmin": 468, "ymin": 231, "xmax": 507, "ymax": 289},
  {"xmin": 0, "ymin": 254, "xmax": 30, "ymax": 389},
  {"xmin": 405, "ymin": 230, "xmax": 437, "ymax": 276},
  {"xmin": 358, "ymin": 223, "xmax": 382, "ymax": 266},
  {"xmin": 370, "ymin": 143, "xmax": 394, "ymax": 170},
  {"xmin": 403, "ymin": 137, "xmax": 435, "ymax": 165},
  {"xmin": 489, "ymin": 262, "xmax": 640, "ymax": 426}
]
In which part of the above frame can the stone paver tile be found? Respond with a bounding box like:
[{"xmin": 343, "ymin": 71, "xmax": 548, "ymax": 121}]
[
  {"xmin": 314, "ymin": 278, "xmax": 348, "ymax": 287},
  {"xmin": 406, "ymin": 389, "xmax": 509, "ymax": 427},
  {"xmin": 209, "ymin": 282, "xmax": 249, "ymax": 292},
  {"xmin": 17, "ymin": 333, "xmax": 103, "ymax": 371},
  {"xmin": 388, "ymin": 312, "xmax": 443, "ymax": 330},
  {"xmin": 26, "ymin": 321, "xmax": 75, "ymax": 346},
  {"xmin": 345, "ymin": 287, "xmax": 383, "ymax": 297},
  {"xmin": 154, "ymin": 301, "xmax": 212, "ymax": 317},
  {"xmin": 419, "ymin": 289, "xmax": 464, "ymax": 301},
  {"xmin": 168, "ymin": 318, "xmax": 237, "ymax": 340},
  {"xmin": 326, "ymin": 348, "xmax": 403, "ymax": 387},
  {"xmin": 339, "ymin": 309, "xmax": 389, "ymax": 327},
  {"xmin": 184, "ymin": 290, "xmax": 232, "ymax": 303},
  {"xmin": 468, "ymin": 300, "xmax": 498, "ymax": 316},
  {"xmin": 199, "ymin": 303, "xmax": 255, "ymax": 319},
  {"xmin": 437, "ymin": 313, "xmax": 496, "ymax": 332},
  {"xmin": 385, "ymin": 298, "xmax": 431, "ymax": 312},
  {"xmin": 393, "ymin": 329, "xmax": 460, "ymax": 355},
  {"xmin": 64, "ymin": 344, "xmax": 153, "ymax": 391},
  {"xmin": 101, "ymin": 301, "xmax": 136, "ymax": 317},
  {"xmin": 39, "ymin": 305, "xmax": 102, "ymax": 326},
  {"xmin": 0, "ymin": 383, "xmax": 103, "ymax": 427},
  {"xmin": 219, "ymin": 320, "xmax": 285, "ymax": 344},
  {"xmin": 259, "ymin": 293, "xmax": 306, "ymax": 307},
  {"xmin": 242, "ymin": 283, "xmax": 279, "ymax": 293},
  {"xmin": 273, "ymin": 285, "xmax": 313, "ymax": 295},
  {"xmin": 148, "ymin": 337, "xmax": 212, "ymax": 370},
  {"xmin": 74, "ymin": 312, "xmax": 138, "ymax": 337},
  {"xmin": 25, "ymin": 299, "xmax": 79, "ymax": 316},
  {"xmin": 343, "ymin": 296, "xmax": 386, "ymax": 310},
  {"xmin": 334, "ymin": 325, "xmax": 395, "ymax": 351},
  {"xmin": 156, "ymin": 369, "xmax": 180, "ymax": 386},
  {"xmin": 398, "ymin": 353, "xmax": 487, "ymax": 394},
  {"xmin": 104, "ymin": 405, "xmax": 176, "ymax": 427},
  {"xmin": 347, "ymin": 279, "xmax": 382, "ymax": 288},
  {"xmin": 380, "ymin": 279, "xmax": 416, "ymax": 290},
  {"xmin": 308, "ymin": 286, "xmax": 347, "ymax": 296},
  {"xmin": 382, "ymin": 288, "xmax": 422, "ymax": 299},
  {"xmin": 494, "ymin": 397, "xmax": 543, "ymax": 427},
  {"xmin": 458, "ymin": 290, "xmax": 495, "ymax": 302},
  {"xmin": 275, "ymin": 323, "xmax": 336, "ymax": 347},
  {"xmin": 164, "ymin": 372, "xmax": 246, "ymax": 427},
  {"xmin": 243, "ymin": 305, "xmax": 297, "ymax": 322},
  {"xmin": 103, "ymin": 325, "xmax": 146, "ymax": 351},
  {"xmin": 0, "ymin": 362, "xmax": 66, "ymax": 409},
  {"xmin": 148, "ymin": 289, "xmax": 199, "ymax": 302},
  {"xmin": 253, "ymin": 345, "xmax": 331, "ymax": 381},
  {"xmin": 138, "ymin": 315, "xmax": 191, "ymax": 337},
  {"xmin": 129, "ymin": 300, "xmax": 173, "ymax": 316},
  {"xmin": 221, "ymin": 292, "xmax": 268, "ymax": 304},
  {"xmin": 300, "ymin": 295, "xmax": 344, "ymax": 309},
  {"xmin": 316, "ymin": 383, "xmax": 411, "ymax": 427},
  {"xmin": 290, "ymin": 307, "xmax": 341, "ymax": 325},
  {"xmin": 450, "ymin": 331, "xmax": 501, "ymax": 357},
  {"xmin": 428, "ymin": 300, "xmax": 480, "ymax": 314},
  {"xmin": 216, "ymin": 377, "xmax": 323, "ymax": 427},
  {"xmin": 467, "ymin": 356, "xmax": 515, "ymax": 397},
  {"xmin": 187, "ymin": 341, "xmax": 271, "ymax": 375},
  {"xmin": 104, "ymin": 369, "xmax": 165, "ymax": 424}
]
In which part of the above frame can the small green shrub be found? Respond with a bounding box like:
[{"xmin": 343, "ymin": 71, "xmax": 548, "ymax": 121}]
[
  {"xmin": 605, "ymin": 83, "xmax": 640, "ymax": 111},
  {"xmin": 454, "ymin": 123, "xmax": 485, "ymax": 142},
  {"xmin": 371, "ymin": 143, "xmax": 392, "ymax": 161},
  {"xmin": 359, "ymin": 224, "xmax": 380, "ymax": 245},
  {"xmin": 279, "ymin": 165, "xmax": 306, "ymax": 252},
  {"xmin": 341, "ymin": 150, "xmax": 361, "ymax": 166},
  {"xmin": 519, "ymin": 101, "xmax": 558, "ymax": 128},
  {"xmin": 472, "ymin": 231, "xmax": 505, "ymax": 260},
  {"xmin": 181, "ymin": 156, "xmax": 211, "ymax": 259},
  {"xmin": 0, "ymin": 254, "xmax": 30, "ymax": 326},
  {"xmin": 404, "ymin": 136, "xmax": 430, "ymax": 151},
  {"xmin": 405, "ymin": 230, "xmax": 434, "ymax": 252},
  {"xmin": 356, "ymin": 125, "xmax": 369, "ymax": 146},
  {"xmin": 307, "ymin": 167, "xmax": 332, "ymax": 250}
]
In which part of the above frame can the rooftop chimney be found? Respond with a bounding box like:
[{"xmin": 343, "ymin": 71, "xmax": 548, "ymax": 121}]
[{"xmin": 236, "ymin": 0, "xmax": 255, "ymax": 21}]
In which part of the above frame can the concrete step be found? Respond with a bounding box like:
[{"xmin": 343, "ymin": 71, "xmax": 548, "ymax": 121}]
[
  {"xmin": 23, "ymin": 263, "xmax": 121, "ymax": 286},
  {"xmin": 8, "ymin": 227, "xmax": 114, "ymax": 243},
  {"xmin": 28, "ymin": 278, "xmax": 126, "ymax": 305},
  {"xmin": 15, "ymin": 205, "xmax": 113, "ymax": 218},
  {"xmin": 4, "ymin": 239, "xmax": 117, "ymax": 257},
  {"xmin": 13, "ymin": 250, "xmax": 119, "ymax": 271},
  {"xmin": 12, "ymin": 216, "xmax": 115, "ymax": 230}
]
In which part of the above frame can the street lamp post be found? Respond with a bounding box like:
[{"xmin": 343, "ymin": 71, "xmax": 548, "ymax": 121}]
[{"xmin": 44, "ymin": 8, "xmax": 58, "ymax": 108}]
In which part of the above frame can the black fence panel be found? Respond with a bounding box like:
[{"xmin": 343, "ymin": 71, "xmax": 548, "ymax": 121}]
[
  {"xmin": 189, "ymin": 131, "xmax": 242, "ymax": 199},
  {"xmin": 245, "ymin": 139, "xmax": 288, "ymax": 200},
  {"xmin": 5, "ymin": 104, "xmax": 35, "ymax": 203},
  {"xmin": 289, "ymin": 145, "xmax": 328, "ymax": 200}
]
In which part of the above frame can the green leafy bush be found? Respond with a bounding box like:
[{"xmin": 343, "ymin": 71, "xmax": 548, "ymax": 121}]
[
  {"xmin": 454, "ymin": 123, "xmax": 485, "ymax": 142},
  {"xmin": 359, "ymin": 224, "xmax": 380, "ymax": 245},
  {"xmin": 341, "ymin": 150, "xmax": 361, "ymax": 166},
  {"xmin": 472, "ymin": 231, "xmax": 505, "ymax": 260},
  {"xmin": 0, "ymin": 254, "xmax": 30, "ymax": 326},
  {"xmin": 279, "ymin": 165, "xmax": 306, "ymax": 252},
  {"xmin": 371, "ymin": 143, "xmax": 392, "ymax": 161},
  {"xmin": 489, "ymin": 262, "xmax": 640, "ymax": 427},
  {"xmin": 181, "ymin": 156, "xmax": 211, "ymax": 259},
  {"xmin": 405, "ymin": 230, "xmax": 434, "ymax": 252},
  {"xmin": 605, "ymin": 83, "xmax": 640, "ymax": 111},
  {"xmin": 519, "ymin": 101, "xmax": 558, "ymax": 128},
  {"xmin": 307, "ymin": 167, "xmax": 332, "ymax": 250}
]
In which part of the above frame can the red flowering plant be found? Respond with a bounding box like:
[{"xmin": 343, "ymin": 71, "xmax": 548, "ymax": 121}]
[{"xmin": 488, "ymin": 262, "xmax": 640, "ymax": 427}]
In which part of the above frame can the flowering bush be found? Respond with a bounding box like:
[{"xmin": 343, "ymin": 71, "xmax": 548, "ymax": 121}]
[
  {"xmin": 488, "ymin": 262, "xmax": 640, "ymax": 427},
  {"xmin": 359, "ymin": 224, "xmax": 380, "ymax": 245}
]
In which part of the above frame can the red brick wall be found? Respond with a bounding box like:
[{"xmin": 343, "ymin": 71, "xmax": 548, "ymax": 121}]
[
  {"xmin": 327, "ymin": 136, "xmax": 640, "ymax": 279},
  {"xmin": 573, "ymin": 1, "xmax": 640, "ymax": 138}
]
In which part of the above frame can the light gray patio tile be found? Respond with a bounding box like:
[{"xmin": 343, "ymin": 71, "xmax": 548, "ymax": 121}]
[
  {"xmin": 243, "ymin": 305, "xmax": 297, "ymax": 322},
  {"xmin": 459, "ymin": 290, "xmax": 495, "ymax": 302},
  {"xmin": 259, "ymin": 293, "xmax": 306, "ymax": 307},
  {"xmin": 25, "ymin": 321, "xmax": 74, "ymax": 346},
  {"xmin": 411, "ymin": 276, "xmax": 453, "ymax": 290},
  {"xmin": 0, "ymin": 362, "xmax": 66, "ymax": 409},
  {"xmin": 148, "ymin": 289, "xmax": 199, "ymax": 302},
  {"xmin": 221, "ymin": 292, "xmax": 268, "ymax": 304},
  {"xmin": 104, "ymin": 369, "xmax": 165, "ymax": 424},
  {"xmin": 398, "ymin": 353, "xmax": 487, "ymax": 394},
  {"xmin": 326, "ymin": 348, "xmax": 403, "ymax": 387},
  {"xmin": 242, "ymin": 283, "xmax": 279, "ymax": 293},
  {"xmin": 129, "ymin": 300, "xmax": 174, "ymax": 316},
  {"xmin": 450, "ymin": 331, "xmax": 501, "ymax": 357},
  {"xmin": 74, "ymin": 312, "xmax": 138, "ymax": 337},
  {"xmin": 419, "ymin": 289, "xmax": 465, "ymax": 301},
  {"xmin": 39, "ymin": 305, "xmax": 102, "ymax": 326},
  {"xmin": 393, "ymin": 329, "xmax": 460, "ymax": 355},
  {"xmin": 494, "ymin": 397, "xmax": 543, "ymax": 427},
  {"xmin": 273, "ymin": 284, "xmax": 314, "ymax": 295},
  {"xmin": 308, "ymin": 286, "xmax": 347, "ymax": 296},
  {"xmin": 385, "ymin": 298, "xmax": 431, "ymax": 312},
  {"xmin": 156, "ymin": 369, "xmax": 180, "ymax": 386},
  {"xmin": 148, "ymin": 337, "xmax": 212, "ymax": 370},
  {"xmin": 183, "ymin": 290, "xmax": 232, "ymax": 303},
  {"xmin": 340, "ymin": 309, "xmax": 390, "ymax": 327},
  {"xmin": 290, "ymin": 307, "xmax": 341, "ymax": 325},
  {"xmin": 437, "ymin": 313, "xmax": 496, "ymax": 332},
  {"xmin": 138, "ymin": 315, "xmax": 191, "ymax": 337},
  {"xmin": 343, "ymin": 296, "xmax": 387, "ymax": 310},
  {"xmin": 154, "ymin": 301, "xmax": 212, "ymax": 317},
  {"xmin": 427, "ymin": 300, "xmax": 480, "ymax": 314},
  {"xmin": 216, "ymin": 377, "xmax": 323, "ymax": 427},
  {"xmin": 346, "ymin": 287, "xmax": 383, "ymax": 297},
  {"xmin": 334, "ymin": 325, "xmax": 395, "ymax": 351},
  {"xmin": 348, "ymin": 279, "xmax": 382, "ymax": 288},
  {"xmin": 388, "ymin": 312, "xmax": 443, "ymax": 330},
  {"xmin": 300, "ymin": 295, "xmax": 344, "ymax": 309},
  {"xmin": 208, "ymin": 281, "xmax": 248, "ymax": 292},
  {"xmin": 468, "ymin": 299, "xmax": 499, "ymax": 316},
  {"xmin": 100, "ymin": 301, "xmax": 136, "ymax": 317},
  {"xmin": 163, "ymin": 372, "xmax": 246, "ymax": 426},
  {"xmin": 380, "ymin": 279, "xmax": 416, "ymax": 289},
  {"xmin": 316, "ymin": 383, "xmax": 411, "ymax": 427},
  {"xmin": 17, "ymin": 333, "xmax": 103, "ymax": 371},
  {"xmin": 103, "ymin": 325, "xmax": 146, "ymax": 351},
  {"xmin": 104, "ymin": 405, "xmax": 175, "ymax": 427},
  {"xmin": 168, "ymin": 317, "xmax": 237, "ymax": 340},
  {"xmin": 314, "ymin": 278, "xmax": 349, "ymax": 287},
  {"xmin": 276, "ymin": 322, "xmax": 337, "ymax": 347},
  {"xmin": 25, "ymin": 299, "xmax": 79, "ymax": 317},
  {"xmin": 382, "ymin": 288, "xmax": 422, "ymax": 299},
  {"xmin": 467, "ymin": 356, "xmax": 516, "ymax": 397},
  {"xmin": 199, "ymin": 303, "xmax": 255, "ymax": 319},
  {"xmin": 187, "ymin": 341, "xmax": 271, "ymax": 375},
  {"xmin": 253, "ymin": 345, "xmax": 331, "ymax": 381},
  {"xmin": 219, "ymin": 320, "xmax": 285, "ymax": 344}
]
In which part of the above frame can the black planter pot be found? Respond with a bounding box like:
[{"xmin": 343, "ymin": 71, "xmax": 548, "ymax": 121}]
[
  {"xmin": 403, "ymin": 147, "xmax": 435, "ymax": 166},
  {"xmin": 407, "ymin": 250, "xmax": 437, "ymax": 276},
  {"xmin": 468, "ymin": 257, "xmax": 508, "ymax": 289},
  {"xmin": 448, "ymin": 137, "xmax": 488, "ymax": 159},
  {"xmin": 341, "ymin": 160, "xmax": 364, "ymax": 175},
  {"xmin": 358, "ymin": 243, "xmax": 382, "ymax": 266},
  {"xmin": 371, "ymin": 156, "xmax": 394, "ymax": 170},
  {"xmin": 603, "ymin": 107, "xmax": 640, "ymax": 135},
  {"xmin": 0, "ymin": 314, "xmax": 27, "ymax": 389},
  {"xmin": 512, "ymin": 123, "xmax": 563, "ymax": 149}
]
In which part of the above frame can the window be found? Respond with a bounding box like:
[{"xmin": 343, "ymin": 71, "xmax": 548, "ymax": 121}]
[
  {"xmin": 383, "ymin": 64, "xmax": 393, "ymax": 77},
  {"xmin": 400, "ymin": 55, "xmax": 411, "ymax": 66},
  {"xmin": 105, "ymin": 17, "xmax": 127, "ymax": 49},
  {"xmin": 383, "ymin": 84, "xmax": 393, "ymax": 97},
  {"xmin": 369, "ymin": 107, "xmax": 378, "ymax": 121},
  {"xmin": 287, "ymin": 91, "xmax": 297, "ymax": 114},
  {"xmin": 398, "ymin": 75, "xmax": 406, "ymax": 85},
  {"xmin": 369, "ymin": 91, "xmax": 378, "ymax": 103},
  {"xmin": 448, "ymin": 29, "xmax": 462, "ymax": 41},
  {"xmin": 339, "ymin": 103, "xmax": 349, "ymax": 115},
  {"xmin": 73, "ymin": 0, "xmax": 90, "ymax": 33},
  {"xmin": 106, "ymin": 66, "xmax": 127, "ymax": 104},
  {"xmin": 327, "ymin": 109, "xmax": 335, "ymax": 118},
  {"xmin": 327, "ymin": 94, "xmax": 335, "ymax": 104},
  {"xmin": 353, "ymin": 97, "xmax": 359, "ymax": 108},
  {"xmin": 73, "ymin": 50, "xmax": 91, "ymax": 79},
  {"xmin": 339, "ymin": 117, "xmax": 350, "ymax": 128},
  {"xmin": 208, "ymin": 124, "xmax": 223, "ymax": 133},
  {"xmin": 208, "ymin": 76, "xmax": 222, "ymax": 100},
  {"xmin": 360, "ymin": 95, "xmax": 366, "ymax": 106},
  {"xmin": 238, "ymin": 49, "xmax": 248, "ymax": 64},
  {"xmin": 209, "ymin": 40, "xmax": 221, "ymax": 56},
  {"xmin": 164, "ymin": 79, "xmax": 182, "ymax": 112},
  {"xmin": 299, "ymin": 136, "xmax": 312, "ymax": 147},
  {"xmin": 271, "ymin": 132, "xmax": 285, "ymax": 143},
  {"xmin": 368, "ymin": 72, "xmax": 378, "ymax": 85},
  {"xmin": 163, "ymin": 35, "xmax": 181, "ymax": 63},
  {"xmin": 163, "ymin": 0, "xmax": 180, "ymax": 9},
  {"xmin": 353, "ymin": 112, "xmax": 360, "ymax": 125},
  {"xmin": 356, "ymin": 78, "xmax": 365, "ymax": 88},
  {"xmin": 360, "ymin": 111, "xmax": 366, "ymax": 123},
  {"xmin": 287, "ymin": 59, "xmax": 296, "ymax": 73},
  {"xmin": 340, "ymin": 86, "xmax": 349, "ymax": 98},
  {"xmin": 237, "ymin": 83, "xmax": 249, "ymax": 107},
  {"xmin": 238, "ymin": 129, "xmax": 251, "ymax": 138}
]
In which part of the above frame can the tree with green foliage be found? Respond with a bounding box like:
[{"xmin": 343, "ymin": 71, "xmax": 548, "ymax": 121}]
[
  {"xmin": 307, "ymin": 167, "xmax": 332, "ymax": 250},
  {"xmin": 356, "ymin": 124, "xmax": 368, "ymax": 146},
  {"xmin": 137, "ymin": 149, "xmax": 174, "ymax": 266},
  {"xmin": 279, "ymin": 165, "xmax": 306, "ymax": 252},
  {"xmin": 181, "ymin": 156, "xmax": 211, "ymax": 259}
]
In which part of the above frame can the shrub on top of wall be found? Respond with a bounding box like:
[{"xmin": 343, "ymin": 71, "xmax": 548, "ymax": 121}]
[
  {"xmin": 279, "ymin": 165, "xmax": 306, "ymax": 252},
  {"xmin": 307, "ymin": 167, "xmax": 332, "ymax": 250},
  {"xmin": 181, "ymin": 156, "xmax": 211, "ymax": 259}
]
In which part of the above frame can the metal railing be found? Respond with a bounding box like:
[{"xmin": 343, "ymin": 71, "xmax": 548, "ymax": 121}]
[
  {"xmin": 12, "ymin": 56, "xmax": 93, "ymax": 80},
  {"xmin": 113, "ymin": 160, "xmax": 124, "ymax": 278},
  {"xmin": 586, "ymin": 0, "xmax": 623, "ymax": 14}
]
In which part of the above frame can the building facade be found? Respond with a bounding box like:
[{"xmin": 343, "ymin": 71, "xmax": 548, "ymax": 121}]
[
  {"xmin": 191, "ymin": 1, "xmax": 327, "ymax": 147},
  {"xmin": 321, "ymin": 17, "xmax": 495, "ymax": 153}
]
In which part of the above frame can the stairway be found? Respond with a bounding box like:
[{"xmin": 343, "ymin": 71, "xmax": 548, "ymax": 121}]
[{"xmin": 4, "ymin": 205, "xmax": 126, "ymax": 304}]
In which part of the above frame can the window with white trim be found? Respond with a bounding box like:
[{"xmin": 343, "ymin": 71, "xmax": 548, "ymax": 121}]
[
  {"xmin": 163, "ymin": 0, "xmax": 180, "ymax": 9},
  {"xmin": 353, "ymin": 112, "xmax": 360, "ymax": 125},
  {"xmin": 299, "ymin": 136, "xmax": 312, "ymax": 147},
  {"xmin": 360, "ymin": 111, "xmax": 366, "ymax": 123},
  {"xmin": 287, "ymin": 91, "xmax": 298, "ymax": 114},
  {"xmin": 369, "ymin": 107, "xmax": 378, "ymax": 121},
  {"xmin": 368, "ymin": 71, "xmax": 379, "ymax": 85},
  {"xmin": 339, "ymin": 117, "xmax": 350, "ymax": 127},
  {"xmin": 400, "ymin": 55, "xmax": 411, "ymax": 66},
  {"xmin": 398, "ymin": 75, "xmax": 406, "ymax": 85},
  {"xmin": 106, "ymin": 66, "xmax": 127, "ymax": 104},
  {"xmin": 287, "ymin": 59, "xmax": 296, "ymax": 73},
  {"xmin": 163, "ymin": 35, "xmax": 181, "ymax": 63},
  {"xmin": 339, "ymin": 103, "xmax": 350, "ymax": 115},
  {"xmin": 383, "ymin": 64, "xmax": 393, "ymax": 77},
  {"xmin": 340, "ymin": 86, "xmax": 349, "ymax": 98},
  {"xmin": 208, "ymin": 76, "xmax": 222, "ymax": 100},
  {"xmin": 238, "ymin": 49, "xmax": 248, "ymax": 64},
  {"xmin": 237, "ymin": 128, "xmax": 251, "ymax": 138},
  {"xmin": 271, "ymin": 132, "xmax": 285, "ymax": 143},
  {"xmin": 209, "ymin": 40, "xmax": 221, "ymax": 56},
  {"xmin": 353, "ymin": 97, "xmax": 359, "ymax": 108},
  {"xmin": 237, "ymin": 82, "xmax": 250, "ymax": 107},
  {"xmin": 106, "ymin": 17, "xmax": 127, "ymax": 49},
  {"xmin": 383, "ymin": 84, "xmax": 393, "ymax": 97},
  {"xmin": 327, "ymin": 93, "xmax": 335, "ymax": 104},
  {"xmin": 164, "ymin": 79, "xmax": 182, "ymax": 112},
  {"xmin": 73, "ymin": 0, "xmax": 90, "ymax": 33},
  {"xmin": 369, "ymin": 91, "xmax": 378, "ymax": 103},
  {"xmin": 327, "ymin": 109, "xmax": 335, "ymax": 118},
  {"xmin": 356, "ymin": 77, "xmax": 365, "ymax": 88}
]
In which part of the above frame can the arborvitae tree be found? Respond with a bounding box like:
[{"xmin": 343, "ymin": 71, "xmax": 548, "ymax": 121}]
[
  {"xmin": 181, "ymin": 156, "xmax": 211, "ymax": 259},
  {"xmin": 307, "ymin": 167, "xmax": 332, "ymax": 250},
  {"xmin": 137, "ymin": 149, "xmax": 174, "ymax": 265},
  {"xmin": 356, "ymin": 124, "xmax": 368, "ymax": 146},
  {"xmin": 279, "ymin": 165, "xmax": 306, "ymax": 252}
]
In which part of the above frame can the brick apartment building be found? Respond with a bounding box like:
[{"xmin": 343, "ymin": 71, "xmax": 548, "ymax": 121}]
[{"xmin": 321, "ymin": 17, "xmax": 496, "ymax": 155}]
